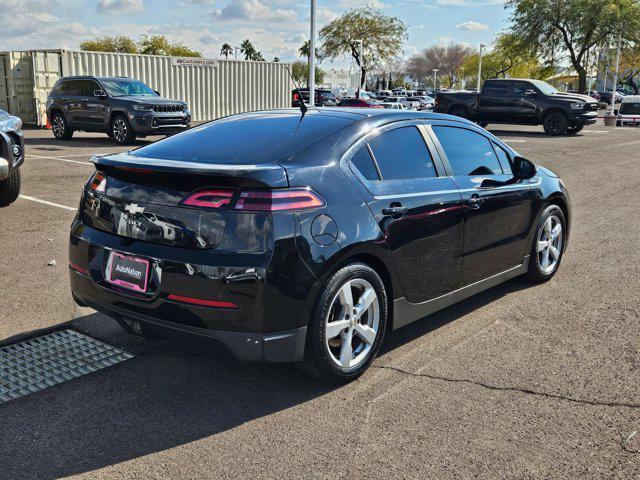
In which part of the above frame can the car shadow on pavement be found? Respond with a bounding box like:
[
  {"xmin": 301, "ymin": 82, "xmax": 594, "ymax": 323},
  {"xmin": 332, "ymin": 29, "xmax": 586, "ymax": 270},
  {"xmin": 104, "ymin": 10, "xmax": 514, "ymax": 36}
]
[
  {"xmin": 0, "ymin": 278, "xmax": 533, "ymax": 480},
  {"xmin": 486, "ymin": 129, "xmax": 581, "ymax": 139}
]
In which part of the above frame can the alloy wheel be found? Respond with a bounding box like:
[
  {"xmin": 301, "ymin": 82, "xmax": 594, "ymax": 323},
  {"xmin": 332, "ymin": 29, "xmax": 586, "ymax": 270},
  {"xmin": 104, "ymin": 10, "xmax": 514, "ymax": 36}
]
[
  {"xmin": 325, "ymin": 278, "xmax": 380, "ymax": 370},
  {"xmin": 52, "ymin": 116, "xmax": 64, "ymax": 138},
  {"xmin": 537, "ymin": 215, "xmax": 563, "ymax": 275},
  {"xmin": 113, "ymin": 119, "xmax": 128, "ymax": 143}
]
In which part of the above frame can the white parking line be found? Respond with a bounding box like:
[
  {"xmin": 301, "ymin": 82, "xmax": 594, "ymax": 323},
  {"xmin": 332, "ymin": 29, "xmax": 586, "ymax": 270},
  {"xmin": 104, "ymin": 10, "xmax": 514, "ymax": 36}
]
[
  {"xmin": 27, "ymin": 154, "xmax": 92, "ymax": 165},
  {"xmin": 582, "ymin": 130, "xmax": 609, "ymax": 133},
  {"xmin": 18, "ymin": 195, "xmax": 77, "ymax": 211},
  {"xmin": 503, "ymin": 139, "xmax": 528, "ymax": 143}
]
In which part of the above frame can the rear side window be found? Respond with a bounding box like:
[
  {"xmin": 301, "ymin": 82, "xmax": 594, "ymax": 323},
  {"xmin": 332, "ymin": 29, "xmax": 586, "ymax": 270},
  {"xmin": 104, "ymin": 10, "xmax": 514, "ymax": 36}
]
[
  {"xmin": 369, "ymin": 127, "xmax": 437, "ymax": 180},
  {"xmin": 350, "ymin": 147, "xmax": 380, "ymax": 181},
  {"xmin": 432, "ymin": 126, "xmax": 503, "ymax": 176},
  {"xmin": 482, "ymin": 81, "xmax": 509, "ymax": 96}
]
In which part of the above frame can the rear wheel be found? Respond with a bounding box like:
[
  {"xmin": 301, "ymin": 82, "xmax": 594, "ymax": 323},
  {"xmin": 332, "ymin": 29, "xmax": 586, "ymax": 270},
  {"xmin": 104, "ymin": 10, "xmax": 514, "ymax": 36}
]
[
  {"xmin": 51, "ymin": 112, "xmax": 74, "ymax": 140},
  {"xmin": 111, "ymin": 115, "xmax": 136, "ymax": 145},
  {"xmin": 526, "ymin": 204, "xmax": 566, "ymax": 282},
  {"xmin": 296, "ymin": 263, "xmax": 387, "ymax": 383},
  {"xmin": 543, "ymin": 112, "xmax": 568, "ymax": 135},
  {"xmin": 0, "ymin": 168, "xmax": 21, "ymax": 206}
]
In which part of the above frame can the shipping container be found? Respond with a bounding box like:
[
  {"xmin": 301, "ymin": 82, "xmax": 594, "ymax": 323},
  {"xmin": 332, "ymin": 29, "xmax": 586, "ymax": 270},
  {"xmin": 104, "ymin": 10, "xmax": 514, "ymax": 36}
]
[{"xmin": 0, "ymin": 50, "xmax": 292, "ymax": 126}]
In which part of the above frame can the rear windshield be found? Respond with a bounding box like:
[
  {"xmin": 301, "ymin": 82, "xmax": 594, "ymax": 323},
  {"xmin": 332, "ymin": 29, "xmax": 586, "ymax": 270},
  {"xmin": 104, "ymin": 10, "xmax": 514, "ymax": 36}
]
[
  {"xmin": 131, "ymin": 112, "xmax": 352, "ymax": 164},
  {"xmin": 620, "ymin": 102, "xmax": 640, "ymax": 115}
]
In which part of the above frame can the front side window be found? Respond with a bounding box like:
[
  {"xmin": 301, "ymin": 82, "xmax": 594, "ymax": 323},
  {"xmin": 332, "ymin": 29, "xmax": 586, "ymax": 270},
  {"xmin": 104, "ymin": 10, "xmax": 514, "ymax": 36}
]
[
  {"xmin": 81, "ymin": 80, "xmax": 101, "ymax": 96},
  {"xmin": 620, "ymin": 102, "xmax": 640, "ymax": 115},
  {"xmin": 100, "ymin": 79, "xmax": 158, "ymax": 97},
  {"xmin": 369, "ymin": 127, "xmax": 437, "ymax": 180},
  {"xmin": 512, "ymin": 82, "xmax": 535, "ymax": 98},
  {"xmin": 492, "ymin": 142, "xmax": 512, "ymax": 174},
  {"xmin": 432, "ymin": 126, "xmax": 503, "ymax": 176}
]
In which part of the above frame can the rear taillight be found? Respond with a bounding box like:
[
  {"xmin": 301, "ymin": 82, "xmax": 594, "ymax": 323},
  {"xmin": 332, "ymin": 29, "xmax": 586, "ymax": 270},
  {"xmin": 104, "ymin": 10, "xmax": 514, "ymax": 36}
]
[
  {"xmin": 293, "ymin": 92, "xmax": 299, "ymax": 101},
  {"xmin": 181, "ymin": 189, "xmax": 235, "ymax": 209},
  {"xmin": 89, "ymin": 172, "xmax": 107, "ymax": 193},
  {"xmin": 180, "ymin": 188, "xmax": 325, "ymax": 212},
  {"xmin": 235, "ymin": 188, "xmax": 324, "ymax": 211}
]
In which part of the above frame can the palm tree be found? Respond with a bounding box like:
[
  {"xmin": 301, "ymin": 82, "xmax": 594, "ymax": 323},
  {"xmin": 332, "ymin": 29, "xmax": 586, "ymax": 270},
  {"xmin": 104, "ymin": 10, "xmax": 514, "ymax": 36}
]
[
  {"xmin": 273, "ymin": 57, "xmax": 280, "ymax": 62},
  {"xmin": 220, "ymin": 43, "xmax": 233, "ymax": 59},
  {"xmin": 240, "ymin": 39, "xmax": 256, "ymax": 61},
  {"xmin": 299, "ymin": 40, "xmax": 311, "ymax": 62}
]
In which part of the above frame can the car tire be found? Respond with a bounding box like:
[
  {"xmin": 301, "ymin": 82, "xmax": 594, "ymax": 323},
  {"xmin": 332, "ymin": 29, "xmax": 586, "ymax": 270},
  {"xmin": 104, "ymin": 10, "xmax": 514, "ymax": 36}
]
[
  {"xmin": 110, "ymin": 115, "xmax": 136, "ymax": 145},
  {"xmin": 51, "ymin": 112, "xmax": 74, "ymax": 140},
  {"xmin": 0, "ymin": 168, "xmax": 21, "ymax": 207},
  {"xmin": 525, "ymin": 204, "xmax": 566, "ymax": 283},
  {"xmin": 449, "ymin": 107, "xmax": 470, "ymax": 119},
  {"xmin": 296, "ymin": 263, "xmax": 388, "ymax": 383},
  {"xmin": 566, "ymin": 125, "xmax": 583, "ymax": 135},
  {"xmin": 543, "ymin": 112, "xmax": 568, "ymax": 135}
]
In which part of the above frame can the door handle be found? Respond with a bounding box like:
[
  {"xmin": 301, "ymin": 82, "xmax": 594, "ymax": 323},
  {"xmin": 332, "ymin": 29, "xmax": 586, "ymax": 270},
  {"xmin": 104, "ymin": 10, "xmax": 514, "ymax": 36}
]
[
  {"xmin": 465, "ymin": 195, "xmax": 485, "ymax": 210},
  {"xmin": 382, "ymin": 205, "xmax": 408, "ymax": 217}
]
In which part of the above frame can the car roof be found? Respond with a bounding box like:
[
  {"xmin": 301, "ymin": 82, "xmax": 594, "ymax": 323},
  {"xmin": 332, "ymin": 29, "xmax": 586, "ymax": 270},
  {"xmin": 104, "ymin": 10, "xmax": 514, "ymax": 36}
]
[{"xmin": 60, "ymin": 76, "xmax": 134, "ymax": 81}]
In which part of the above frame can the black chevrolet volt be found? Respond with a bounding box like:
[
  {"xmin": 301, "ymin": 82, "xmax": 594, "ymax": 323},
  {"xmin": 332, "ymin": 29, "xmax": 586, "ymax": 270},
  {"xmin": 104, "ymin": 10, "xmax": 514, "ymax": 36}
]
[{"xmin": 70, "ymin": 109, "xmax": 571, "ymax": 383}]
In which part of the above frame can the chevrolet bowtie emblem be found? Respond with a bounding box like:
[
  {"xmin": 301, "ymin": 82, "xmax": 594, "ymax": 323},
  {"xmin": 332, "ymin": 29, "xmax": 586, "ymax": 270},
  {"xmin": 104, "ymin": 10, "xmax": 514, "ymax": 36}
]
[{"xmin": 124, "ymin": 203, "xmax": 145, "ymax": 215}]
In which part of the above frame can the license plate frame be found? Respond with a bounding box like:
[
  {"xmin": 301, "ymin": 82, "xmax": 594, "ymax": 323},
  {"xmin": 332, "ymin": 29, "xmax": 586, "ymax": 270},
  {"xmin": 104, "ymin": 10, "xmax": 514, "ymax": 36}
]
[{"xmin": 106, "ymin": 251, "xmax": 150, "ymax": 293}]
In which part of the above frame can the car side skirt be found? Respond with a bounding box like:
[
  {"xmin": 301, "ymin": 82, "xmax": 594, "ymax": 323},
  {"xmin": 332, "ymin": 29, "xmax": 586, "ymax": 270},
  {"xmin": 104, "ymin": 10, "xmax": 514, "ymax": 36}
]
[{"xmin": 392, "ymin": 256, "xmax": 529, "ymax": 330}]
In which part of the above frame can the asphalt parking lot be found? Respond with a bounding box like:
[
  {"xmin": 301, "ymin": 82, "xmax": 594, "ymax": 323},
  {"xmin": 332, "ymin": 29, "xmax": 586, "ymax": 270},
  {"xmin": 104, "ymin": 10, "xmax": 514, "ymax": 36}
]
[{"xmin": 0, "ymin": 120, "xmax": 639, "ymax": 479}]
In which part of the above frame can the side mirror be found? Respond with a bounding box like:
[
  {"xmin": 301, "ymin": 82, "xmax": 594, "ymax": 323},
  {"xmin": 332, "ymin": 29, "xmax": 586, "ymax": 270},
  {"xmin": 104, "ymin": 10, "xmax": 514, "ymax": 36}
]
[
  {"xmin": 94, "ymin": 90, "xmax": 106, "ymax": 97},
  {"xmin": 525, "ymin": 89, "xmax": 537, "ymax": 97},
  {"xmin": 513, "ymin": 156, "xmax": 536, "ymax": 180},
  {"xmin": 154, "ymin": 90, "xmax": 160, "ymax": 96}
]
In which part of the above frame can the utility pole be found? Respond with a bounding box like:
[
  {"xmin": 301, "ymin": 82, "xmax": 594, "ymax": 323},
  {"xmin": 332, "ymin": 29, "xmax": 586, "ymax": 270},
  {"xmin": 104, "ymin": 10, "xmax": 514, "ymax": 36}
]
[
  {"xmin": 358, "ymin": 39, "xmax": 364, "ymax": 97},
  {"xmin": 610, "ymin": 39, "xmax": 621, "ymax": 113},
  {"xmin": 234, "ymin": 46, "xmax": 241, "ymax": 61},
  {"xmin": 477, "ymin": 44, "xmax": 485, "ymax": 93},
  {"xmin": 433, "ymin": 69, "xmax": 439, "ymax": 92},
  {"xmin": 308, "ymin": 0, "xmax": 316, "ymax": 108}
]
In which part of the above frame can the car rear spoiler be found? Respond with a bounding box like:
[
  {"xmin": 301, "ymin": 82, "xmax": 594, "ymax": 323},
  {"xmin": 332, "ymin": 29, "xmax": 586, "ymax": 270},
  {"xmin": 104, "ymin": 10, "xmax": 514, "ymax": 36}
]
[{"xmin": 90, "ymin": 152, "xmax": 290, "ymax": 188}]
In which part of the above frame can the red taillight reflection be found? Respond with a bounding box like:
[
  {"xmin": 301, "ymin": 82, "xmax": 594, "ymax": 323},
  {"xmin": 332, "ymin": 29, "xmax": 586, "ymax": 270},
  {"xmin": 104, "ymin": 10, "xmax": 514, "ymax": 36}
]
[
  {"xmin": 293, "ymin": 92, "xmax": 299, "ymax": 101},
  {"xmin": 181, "ymin": 189, "xmax": 235, "ymax": 209},
  {"xmin": 235, "ymin": 188, "xmax": 325, "ymax": 212},
  {"xmin": 89, "ymin": 172, "xmax": 107, "ymax": 193},
  {"xmin": 69, "ymin": 261, "xmax": 89, "ymax": 276}
]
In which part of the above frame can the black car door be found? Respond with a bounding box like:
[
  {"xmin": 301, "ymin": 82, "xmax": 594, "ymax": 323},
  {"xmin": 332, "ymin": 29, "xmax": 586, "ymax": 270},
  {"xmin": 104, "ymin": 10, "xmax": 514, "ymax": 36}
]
[
  {"xmin": 510, "ymin": 81, "xmax": 539, "ymax": 123},
  {"xmin": 79, "ymin": 80, "xmax": 108, "ymax": 127},
  {"xmin": 345, "ymin": 123, "xmax": 464, "ymax": 304},
  {"xmin": 428, "ymin": 124, "xmax": 532, "ymax": 286},
  {"xmin": 477, "ymin": 80, "xmax": 512, "ymax": 122},
  {"xmin": 63, "ymin": 80, "xmax": 84, "ymax": 127}
]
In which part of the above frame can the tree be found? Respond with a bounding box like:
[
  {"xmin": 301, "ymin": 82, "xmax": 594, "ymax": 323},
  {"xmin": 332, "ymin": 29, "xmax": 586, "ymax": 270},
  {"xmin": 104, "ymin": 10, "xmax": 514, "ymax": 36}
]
[
  {"xmin": 273, "ymin": 57, "xmax": 280, "ymax": 62},
  {"xmin": 80, "ymin": 35, "xmax": 138, "ymax": 54},
  {"xmin": 406, "ymin": 42, "xmax": 474, "ymax": 88},
  {"xmin": 139, "ymin": 35, "xmax": 201, "ymax": 57},
  {"xmin": 506, "ymin": 0, "xmax": 640, "ymax": 93},
  {"xmin": 320, "ymin": 7, "xmax": 407, "ymax": 96},
  {"xmin": 291, "ymin": 60, "xmax": 326, "ymax": 87},
  {"xmin": 299, "ymin": 40, "xmax": 321, "ymax": 63},
  {"xmin": 220, "ymin": 43, "xmax": 233, "ymax": 59},
  {"xmin": 239, "ymin": 39, "xmax": 264, "ymax": 61}
]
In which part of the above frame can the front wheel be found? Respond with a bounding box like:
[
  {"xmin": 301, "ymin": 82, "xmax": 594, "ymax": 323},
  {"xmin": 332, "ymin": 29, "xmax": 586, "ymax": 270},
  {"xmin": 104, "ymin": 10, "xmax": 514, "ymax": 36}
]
[
  {"xmin": 566, "ymin": 124, "xmax": 583, "ymax": 135},
  {"xmin": 0, "ymin": 168, "xmax": 20, "ymax": 206},
  {"xmin": 543, "ymin": 112, "xmax": 568, "ymax": 135},
  {"xmin": 51, "ymin": 112, "xmax": 74, "ymax": 140},
  {"xmin": 111, "ymin": 115, "xmax": 136, "ymax": 145},
  {"xmin": 296, "ymin": 263, "xmax": 388, "ymax": 383},
  {"xmin": 526, "ymin": 204, "xmax": 566, "ymax": 282}
]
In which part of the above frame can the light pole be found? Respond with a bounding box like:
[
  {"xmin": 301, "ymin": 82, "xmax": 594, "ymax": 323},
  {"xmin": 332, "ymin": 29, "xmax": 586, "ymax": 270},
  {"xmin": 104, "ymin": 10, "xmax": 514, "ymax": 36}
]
[
  {"xmin": 477, "ymin": 44, "xmax": 485, "ymax": 93},
  {"xmin": 433, "ymin": 69, "xmax": 439, "ymax": 92},
  {"xmin": 610, "ymin": 39, "xmax": 621, "ymax": 113},
  {"xmin": 234, "ymin": 46, "xmax": 241, "ymax": 61},
  {"xmin": 308, "ymin": 0, "xmax": 317, "ymax": 108}
]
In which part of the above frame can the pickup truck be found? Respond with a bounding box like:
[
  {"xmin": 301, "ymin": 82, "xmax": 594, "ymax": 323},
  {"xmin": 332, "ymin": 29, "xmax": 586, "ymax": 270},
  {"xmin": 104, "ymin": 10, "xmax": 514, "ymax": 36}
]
[{"xmin": 434, "ymin": 78, "xmax": 599, "ymax": 135}]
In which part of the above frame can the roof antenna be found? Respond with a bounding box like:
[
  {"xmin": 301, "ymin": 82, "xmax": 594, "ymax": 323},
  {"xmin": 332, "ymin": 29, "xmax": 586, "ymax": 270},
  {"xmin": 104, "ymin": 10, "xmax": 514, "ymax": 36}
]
[{"xmin": 285, "ymin": 65, "xmax": 310, "ymax": 124}]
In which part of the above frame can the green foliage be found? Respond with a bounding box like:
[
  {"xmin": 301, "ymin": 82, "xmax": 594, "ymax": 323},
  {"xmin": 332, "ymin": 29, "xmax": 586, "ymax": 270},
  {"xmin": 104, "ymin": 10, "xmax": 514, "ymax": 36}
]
[
  {"xmin": 220, "ymin": 43, "xmax": 233, "ymax": 59},
  {"xmin": 320, "ymin": 7, "xmax": 407, "ymax": 92},
  {"xmin": 291, "ymin": 60, "xmax": 326, "ymax": 87},
  {"xmin": 506, "ymin": 0, "xmax": 640, "ymax": 91},
  {"xmin": 79, "ymin": 36, "xmax": 138, "ymax": 54},
  {"xmin": 240, "ymin": 39, "xmax": 265, "ymax": 61},
  {"xmin": 139, "ymin": 35, "xmax": 201, "ymax": 57}
]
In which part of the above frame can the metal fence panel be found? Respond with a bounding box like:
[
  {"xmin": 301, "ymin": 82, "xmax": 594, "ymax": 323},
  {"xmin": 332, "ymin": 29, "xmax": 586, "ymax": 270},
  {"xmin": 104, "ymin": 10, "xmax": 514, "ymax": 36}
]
[
  {"xmin": 0, "ymin": 54, "xmax": 8, "ymax": 112},
  {"xmin": 32, "ymin": 51, "xmax": 62, "ymax": 126},
  {"xmin": 61, "ymin": 51, "xmax": 292, "ymax": 122},
  {"xmin": 2, "ymin": 51, "xmax": 37, "ymax": 123}
]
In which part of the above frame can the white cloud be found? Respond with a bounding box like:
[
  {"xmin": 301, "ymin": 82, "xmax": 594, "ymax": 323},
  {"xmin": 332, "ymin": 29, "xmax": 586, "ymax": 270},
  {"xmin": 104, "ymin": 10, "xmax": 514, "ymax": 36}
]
[
  {"xmin": 213, "ymin": 0, "xmax": 298, "ymax": 23},
  {"xmin": 96, "ymin": 0, "xmax": 144, "ymax": 14},
  {"xmin": 456, "ymin": 20, "xmax": 489, "ymax": 30}
]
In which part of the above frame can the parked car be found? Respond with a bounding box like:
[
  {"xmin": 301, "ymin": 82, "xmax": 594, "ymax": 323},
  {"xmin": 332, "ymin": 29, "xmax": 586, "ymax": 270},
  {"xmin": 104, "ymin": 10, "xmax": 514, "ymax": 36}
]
[
  {"xmin": 381, "ymin": 103, "xmax": 405, "ymax": 110},
  {"xmin": 0, "ymin": 109, "xmax": 24, "ymax": 206},
  {"xmin": 375, "ymin": 90, "xmax": 392, "ymax": 99},
  {"xmin": 408, "ymin": 96, "xmax": 435, "ymax": 110},
  {"xmin": 435, "ymin": 78, "xmax": 598, "ymax": 135},
  {"xmin": 383, "ymin": 96, "xmax": 420, "ymax": 110},
  {"xmin": 338, "ymin": 98, "xmax": 383, "ymax": 108},
  {"xmin": 616, "ymin": 95, "xmax": 640, "ymax": 126},
  {"xmin": 292, "ymin": 88, "xmax": 339, "ymax": 107},
  {"xmin": 69, "ymin": 108, "xmax": 571, "ymax": 383},
  {"xmin": 599, "ymin": 90, "xmax": 625, "ymax": 104},
  {"xmin": 46, "ymin": 76, "xmax": 191, "ymax": 145}
]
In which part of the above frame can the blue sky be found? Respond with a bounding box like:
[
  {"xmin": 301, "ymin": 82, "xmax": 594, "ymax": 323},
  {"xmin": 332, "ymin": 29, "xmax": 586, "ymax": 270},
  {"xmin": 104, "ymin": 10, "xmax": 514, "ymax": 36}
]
[{"xmin": 0, "ymin": 0, "xmax": 510, "ymax": 66}]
